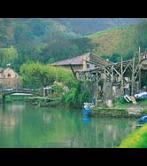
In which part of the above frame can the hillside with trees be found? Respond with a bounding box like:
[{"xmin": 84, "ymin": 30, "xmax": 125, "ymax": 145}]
[
  {"xmin": 0, "ymin": 18, "xmax": 94, "ymax": 71},
  {"xmin": 0, "ymin": 18, "xmax": 147, "ymax": 72},
  {"xmin": 88, "ymin": 23, "xmax": 147, "ymax": 62},
  {"xmin": 54, "ymin": 18, "xmax": 141, "ymax": 35}
]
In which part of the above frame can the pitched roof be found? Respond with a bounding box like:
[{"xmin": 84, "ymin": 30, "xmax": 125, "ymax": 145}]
[
  {"xmin": 52, "ymin": 53, "xmax": 90, "ymax": 66},
  {"xmin": 52, "ymin": 52, "xmax": 112, "ymax": 67}
]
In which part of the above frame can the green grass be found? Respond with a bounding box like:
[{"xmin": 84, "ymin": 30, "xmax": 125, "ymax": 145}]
[
  {"xmin": 5, "ymin": 95, "xmax": 31, "ymax": 102},
  {"xmin": 88, "ymin": 24, "xmax": 145, "ymax": 59},
  {"xmin": 113, "ymin": 97, "xmax": 134, "ymax": 108},
  {"xmin": 119, "ymin": 124, "xmax": 147, "ymax": 148},
  {"xmin": 113, "ymin": 97, "xmax": 147, "ymax": 108}
]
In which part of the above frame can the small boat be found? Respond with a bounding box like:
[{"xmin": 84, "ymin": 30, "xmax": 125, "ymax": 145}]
[
  {"xmin": 82, "ymin": 103, "xmax": 93, "ymax": 116},
  {"xmin": 138, "ymin": 115, "xmax": 147, "ymax": 124},
  {"xmin": 136, "ymin": 115, "xmax": 147, "ymax": 128},
  {"xmin": 134, "ymin": 92, "xmax": 147, "ymax": 100}
]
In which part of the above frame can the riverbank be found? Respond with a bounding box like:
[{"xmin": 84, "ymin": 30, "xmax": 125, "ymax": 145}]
[
  {"xmin": 4, "ymin": 95, "xmax": 147, "ymax": 118},
  {"xmin": 91, "ymin": 98, "xmax": 147, "ymax": 118},
  {"xmin": 92, "ymin": 107, "xmax": 141, "ymax": 118},
  {"xmin": 118, "ymin": 124, "xmax": 147, "ymax": 148},
  {"xmin": 4, "ymin": 95, "xmax": 62, "ymax": 107}
]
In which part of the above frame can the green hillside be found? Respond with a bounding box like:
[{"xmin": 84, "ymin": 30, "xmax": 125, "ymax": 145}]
[
  {"xmin": 88, "ymin": 23, "xmax": 147, "ymax": 61},
  {"xmin": 54, "ymin": 18, "xmax": 141, "ymax": 35},
  {"xmin": 0, "ymin": 18, "xmax": 147, "ymax": 71},
  {"xmin": 0, "ymin": 18, "xmax": 93, "ymax": 71}
]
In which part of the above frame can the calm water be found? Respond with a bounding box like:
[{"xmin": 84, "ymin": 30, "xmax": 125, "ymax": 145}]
[{"xmin": 0, "ymin": 102, "xmax": 137, "ymax": 148}]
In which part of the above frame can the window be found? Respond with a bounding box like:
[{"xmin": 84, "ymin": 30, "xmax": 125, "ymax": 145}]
[{"xmin": 7, "ymin": 73, "xmax": 11, "ymax": 77}]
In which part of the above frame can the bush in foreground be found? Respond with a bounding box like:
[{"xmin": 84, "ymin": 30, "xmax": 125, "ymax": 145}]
[{"xmin": 119, "ymin": 124, "xmax": 147, "ymax": 148}]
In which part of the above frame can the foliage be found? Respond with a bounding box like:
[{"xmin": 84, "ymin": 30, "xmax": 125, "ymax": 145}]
[
  {"xmin": 55, "ymin": 18, "xmax": 141, "ymax": 35},
  {"xmin": 0, "ymin": 46, "xmax": 18, "ymax": 67},
  {"xmin": 89, "ymin": 23, "xmax": 147, "ymax": 61},
  {"xmin": 20, "ymin": 62, "xmax": 76, "ymax": 89},
  {"xmin": 20, "ymin": 62, "xmax": 91, "ymax": 106},
  {"xmin": 119, "ymin": 124, "xmax": 147, "ymax": 148},
  {"xmin": 113, "ymin": 97, "xmax": 131, "ymax": 108},
  {"xmin": 61, "ymin": 81, "xmax": 92, "ymax": 107},
  {"xmin": 0, "ymin": 18, "xmax": 147, "ymax": 71},
  {"xmin": 0, "ymin": 18, "xmax": 94, "ymax": 71}
]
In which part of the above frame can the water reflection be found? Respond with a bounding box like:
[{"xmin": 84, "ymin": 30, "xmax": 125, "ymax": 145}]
[
  {"xmin": 0, "ymin": 103, "xmax": 23, "ymax": 133},
  {"xmin": 0, "ymin": 103, "xmax": 137, "ymax": 148},
  {"xmin": 82, "ymin": 115, "xmax": 91, "ymax": 124}
]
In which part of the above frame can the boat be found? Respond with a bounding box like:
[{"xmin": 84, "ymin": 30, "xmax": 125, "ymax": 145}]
[
  {"xmin": 124, "ymin": 95, "xmax": 137, "ymax": 104},
  {"xmin": 136, "ymin": 115, "xmax": 147, "ymax": 128},
  {"xmin": 82, "ymin": 103, "xmax": 93, "ymax": 116},
  {"xmin": 134, "ymin": 92, "xmax": 147, "ymax": 100},
  {"xmin": 138, "ymin": 115, "xmax": 147, "ymax": 124}
]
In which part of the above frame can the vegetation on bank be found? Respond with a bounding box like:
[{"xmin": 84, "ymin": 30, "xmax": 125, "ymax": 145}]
[
  {"xmin": 20, "ymin": 62, "xmax": 91, "ymax": 107},
  {"xmin": 20, "ymin": 62, "xmax": 76, "ymax": 88},
  {"xmin": 92, "ymin": 108, "xmax": 129, "ymax": 118},
  {"xmin": 119, "ymin": 124, "xmax": 147, "ymax": 148},
  {"xmin": 113, "ymin": 97, "xmax": 147, "ymax": 108}
]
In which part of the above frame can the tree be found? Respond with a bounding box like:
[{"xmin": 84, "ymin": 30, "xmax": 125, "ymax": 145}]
[{"xmin": 0, "ymin": 46, "xmax": 18, "ymax": 67}]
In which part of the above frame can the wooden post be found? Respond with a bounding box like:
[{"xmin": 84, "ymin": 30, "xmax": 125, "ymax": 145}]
[
  {"xmin": 111, "ymin": 65, "xmax": 114, "ymax": 82},
  {"xmin": 103, "ymin": 68, "xmax": 106, "ymax": 102},
  {"xmin": 138, "ymin": 47, "xmax": 141, "ymax": 90},
  {"xmin": 120, "ymin": 55, "xmax": 124, "ymax": 95},
  {"xmin": 95, "ymin": 72, "xmax": 99, "ymax": 105},
  {"xmin": 111, "ymin": 65, "xmax": 114, "ymax": 99},
  {"xmin": 70, "ymin": 64, "xmax": 77, "ymax": 79},
  {"xmin": 131, "ymin": 56, "xmax": 135, "ymax": 95},
  {"xmin": 83, "ymin": 57, "xmax": 87, "ymax": 70}
]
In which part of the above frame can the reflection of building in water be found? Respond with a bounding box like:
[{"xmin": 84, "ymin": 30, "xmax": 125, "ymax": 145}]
[
  {"xmin": 10, "ymin": 104, "xmax": 25, "ymax": 113},
  {"xmin": 0, "ymin": 114, "xmax": 17, "ymax": 131},
  {"xmin": 0, "ymin": 105, "xmax": 23, "ymax": 132}
]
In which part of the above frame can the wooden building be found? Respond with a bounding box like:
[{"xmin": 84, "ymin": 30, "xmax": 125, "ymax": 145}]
[
  {"xmin": 52, "ymin": 51, "xmax": 147, "ymax": 105},
  {"xmin": 52, "ymin": 52, "xmax": 111, "ymax": 71},
  {"xmin": 74, "ymin": 52, "xmax": 147, "ymax": 105}
]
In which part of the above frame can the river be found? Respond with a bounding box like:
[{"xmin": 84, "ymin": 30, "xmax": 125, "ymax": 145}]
[{"xmin": 0, "ymin": 102, "xmax": 137, "ymax": 148}]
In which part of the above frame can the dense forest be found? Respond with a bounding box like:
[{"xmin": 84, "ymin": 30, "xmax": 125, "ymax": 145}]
[
  {"xmin": 0, "ymin": 18, "xmax": 147, "ymax": 72},
  {"xmin": 0, "ymin": 18, "xmax": 94, "ymax": 71}
]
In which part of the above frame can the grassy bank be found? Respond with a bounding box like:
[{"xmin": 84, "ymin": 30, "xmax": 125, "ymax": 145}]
[
  {"xmin": 92, "ymin": 97, "xmax": 147, "ymax": 118},
  {"xmin": 5, "ymin": 95, "xmax": 31, "ymax": 102},
  {"xmin": 113, "ymin": 97, "xmax": 147, "ymax": 108},
  {"xmin": 92, "ymin": 108, "xmax": 140, "ymax": 118},
  {"xmin": 118, "ymin": 124, "xmax": 147, "ymax": 148}
]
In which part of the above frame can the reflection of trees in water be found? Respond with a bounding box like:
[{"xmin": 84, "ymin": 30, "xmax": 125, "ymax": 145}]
[
  {"xmin": 71, "ymin": 118, "xmax": 136, "ymax": 148},
  {"xmin": 0, "ymin": 104, "xmax": 137, "ymax": 147}
]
